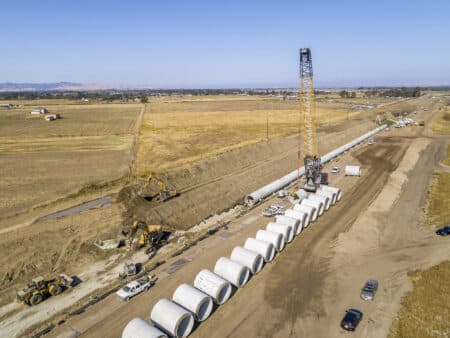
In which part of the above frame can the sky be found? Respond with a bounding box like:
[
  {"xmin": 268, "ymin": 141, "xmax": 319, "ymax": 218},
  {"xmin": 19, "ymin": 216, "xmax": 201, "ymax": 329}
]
[{"xmin": 1, "ymin": 0, "xmax": 450, "ymax": 88}]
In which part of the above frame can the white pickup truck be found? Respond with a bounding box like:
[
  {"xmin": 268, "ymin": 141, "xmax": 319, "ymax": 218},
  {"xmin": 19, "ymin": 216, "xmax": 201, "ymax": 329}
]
[{"xmin": 116, "ymin": 275, "xmax": 156, "ymax": 301}]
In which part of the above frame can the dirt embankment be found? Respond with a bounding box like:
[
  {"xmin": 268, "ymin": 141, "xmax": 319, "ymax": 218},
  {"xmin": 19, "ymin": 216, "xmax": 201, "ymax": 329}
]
[{"xmin": 119, "ymin": 119, "xmax": 376, "ymax": 231}]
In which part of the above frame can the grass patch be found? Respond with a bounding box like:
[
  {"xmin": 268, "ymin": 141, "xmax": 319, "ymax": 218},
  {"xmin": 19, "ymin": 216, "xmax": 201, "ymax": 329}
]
[
  {"xmin": 423, "ymin": 172, "xmax": 450, "ymax": 228},
  {"xmin": 389, "ymin": 260, "xmax": 450, "ymax": 338},
  {"xmin": 431, "ymin": 106, "xmax": 450, "ymax": 135},
  {"xmin": 443, "ymin": 144, "xmax": 450, "ymax": 166}
]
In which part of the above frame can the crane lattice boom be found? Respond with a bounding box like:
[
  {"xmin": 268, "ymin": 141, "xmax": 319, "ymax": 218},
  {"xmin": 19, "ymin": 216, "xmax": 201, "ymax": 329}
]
[{"xmin": 299, "ymin": 48, "xmax": 321, "ymax": 192}]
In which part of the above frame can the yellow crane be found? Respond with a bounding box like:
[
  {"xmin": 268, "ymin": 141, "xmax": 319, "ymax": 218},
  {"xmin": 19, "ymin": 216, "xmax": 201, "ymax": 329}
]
[{"xmin": 299, "ymin": 48, "xmax": 322, "ymax": 192}]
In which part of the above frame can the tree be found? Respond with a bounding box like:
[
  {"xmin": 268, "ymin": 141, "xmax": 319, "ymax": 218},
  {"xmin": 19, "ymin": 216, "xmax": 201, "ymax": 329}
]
[{"xmin": 140, "ymin": 96, "xmax": 148, "ymax": 103}]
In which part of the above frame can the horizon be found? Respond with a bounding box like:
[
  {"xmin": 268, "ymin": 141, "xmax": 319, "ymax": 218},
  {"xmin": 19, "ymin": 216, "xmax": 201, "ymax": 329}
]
[{"xmin": 2, "ymin": 0, "xmax": 450, "ymax": 87}]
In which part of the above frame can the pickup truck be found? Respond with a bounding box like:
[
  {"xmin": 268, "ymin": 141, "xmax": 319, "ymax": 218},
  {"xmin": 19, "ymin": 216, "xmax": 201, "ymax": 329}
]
[{"xmin": 116, "ymin": 275, "xmax": 157, "ymax": 301}]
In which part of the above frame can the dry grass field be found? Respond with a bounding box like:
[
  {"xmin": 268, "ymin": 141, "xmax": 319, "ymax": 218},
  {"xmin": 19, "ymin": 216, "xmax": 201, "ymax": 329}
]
[
  {"xmin": 389, "ymin": 261, "xmax": 450, "ymax": 338},
  {"xmin": 0, "ymin": 102, "xmax": 141, "ymax": 219},
  {"xmin": 134, "ymin": 95, "xmax": 392, "ymax": 175},
  {"xmin": 431, "ymin": 104, "xmax": 450, "ymax": 135}
]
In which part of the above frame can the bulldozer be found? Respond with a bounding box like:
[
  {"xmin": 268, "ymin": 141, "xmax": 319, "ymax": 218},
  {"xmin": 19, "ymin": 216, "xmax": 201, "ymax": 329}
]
[
  {"xmin": 125, "ymin": 220, "xmax": 169, "ymax": 253},
  {"xmin": 140, "ymin": 173, "xmax": 177, "ymax": 202},
  {"xmin": 16, "ymin": 274, "xmax": 73, "ymax": 306}
]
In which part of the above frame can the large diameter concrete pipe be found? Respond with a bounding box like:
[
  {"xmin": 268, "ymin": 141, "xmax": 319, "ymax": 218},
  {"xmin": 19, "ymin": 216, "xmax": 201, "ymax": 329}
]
[
  {"xmin": 293, "ymin": 203, "xmax": 317, "ymax": 223},
  {"xmin": 316, "ymin": 189, "xmax": 336, "ymax": 205},
  {"xmin": 123, "ymin": 318, "xmax": 168, "ymax": 338},
  {"xmin": 150, "ymin": 299, "xmax": 194, "ymax": 338},
  {"xmin": 284, "ymin": 209, "xmax": 309, "ymax": 232},
  {"xmin": 266, "ymin": 222, "xmax": 294, "ymax": 243},
  {"xmin": 230, "ymin": 246, "xmax": 264, "ymax": 274},
  {"xmin": 321, "ymin": 185, "xmax": 342, "ymax": 201},
  {"xmin": 345, "ymin": 165, "xmax": 362, "ymax": 176},
  {"xmin": 256, "ymin": 229, "xmax": 285, "ymax": 252},
  {"xmin": 194, "ymin": 269, "xmax": 232, "ymax": 305},
  {"xmin": 244, "ymin": 238, "xmax": 276, "ymax": 262},
  {"xmin": 214, "ymin": 257, "xmax": 250, "ymax": 288},
  {"xmin": 274, "ymin": 215, "xmax": 300, "ymax": 235},
  {"xmin": 302, "ymin": 199, "xmax": 324, "ymax": 216},
  {"xmin": 295, "ymin": 189, "xmax": 308, "ymax": 200},
  {"xmin": 308, "ymin": 194, "xmax": 331, "ymax": 210},
  {"xmin": 172, "ymin": 284, "xmax": 214, "ymax": 322},
  {"xmin": 244, "ymin": 125, "xmax": 386, "ymax": 206}
]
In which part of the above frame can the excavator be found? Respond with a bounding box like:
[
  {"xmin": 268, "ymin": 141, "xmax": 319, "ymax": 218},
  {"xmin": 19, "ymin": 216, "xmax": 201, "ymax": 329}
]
[
  {"xmin": 16, "ymin": 274, "xmax": 73, "ymax": 306},
  {"xmin": 125, "ymin": 220, "xmax": 169, "ymax": 253},
  {"xmin": 140, "ymin": 173, "xmax": 177, "ymax": 202}
]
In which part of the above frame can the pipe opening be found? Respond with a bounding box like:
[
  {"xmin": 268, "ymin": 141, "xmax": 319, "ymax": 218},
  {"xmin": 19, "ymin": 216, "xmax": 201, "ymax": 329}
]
[
  {"xmin": 176, "ymin": 314, "xmax": 194, "ymax": 338},
  {"xmin": 217, "ymin": 283, "xmax": 232, "ymax": 304},
  {"xmin": 197, "ymin": 298, "xmax": 213, "ymax": 322}
]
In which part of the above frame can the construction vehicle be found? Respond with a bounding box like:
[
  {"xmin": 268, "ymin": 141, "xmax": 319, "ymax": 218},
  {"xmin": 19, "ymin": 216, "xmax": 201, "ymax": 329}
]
[
  {"xmin": 16, "ymin": 274, "xmax": 73, "ymax": 306},
  {"xmin": 140, "ymin": 173, "xmax": 177, "ymax": 202},
  {"xmin": 299, "ymin": 48, "xmax": 321, "ymax": 192},
  {"xmin": 118, "ymin": 262, "xmax": 138, "ymax": 280},
  {"xmin": 126, "ymin": 220, "xmax": 168, "ymax": 252}
]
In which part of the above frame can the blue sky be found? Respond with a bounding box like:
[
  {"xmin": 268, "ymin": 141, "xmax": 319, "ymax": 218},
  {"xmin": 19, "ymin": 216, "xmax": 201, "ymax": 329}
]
[{"xmin": 1, "ymin": 0, "xmax": 450, "ymax": 88}]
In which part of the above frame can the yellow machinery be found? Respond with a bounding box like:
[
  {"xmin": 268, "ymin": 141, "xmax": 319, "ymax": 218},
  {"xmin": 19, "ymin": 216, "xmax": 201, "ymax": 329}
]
[
  {"xmin": 299, "ymin": 48, "xmax": 321, "ymax": 192},
  {"xmin": 142, "ymin": 173, "xmax": 177, "ymax": 201},
  {"xmin": 16, "ymin": 274, "xmax": 73, "ymax": 306},
  {"xmin": 127, "ymin": 220, "xmax": 167, "ymax": 252}
]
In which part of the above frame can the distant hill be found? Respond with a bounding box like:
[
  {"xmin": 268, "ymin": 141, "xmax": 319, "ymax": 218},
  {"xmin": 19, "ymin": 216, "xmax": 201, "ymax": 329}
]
[{"xmin": 0, "ymin": 82, "xmax": 85, "ymax": 92}]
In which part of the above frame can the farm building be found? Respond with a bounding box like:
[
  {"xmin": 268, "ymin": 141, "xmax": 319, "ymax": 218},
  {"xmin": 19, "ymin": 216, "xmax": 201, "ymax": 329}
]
[
  {"xmin": 31, "ymin": 107, "xmax": 48, "ymax": 114},
  {"xmin": 0, "ymin": 103, "xmax": 13, "ymax": 109}
]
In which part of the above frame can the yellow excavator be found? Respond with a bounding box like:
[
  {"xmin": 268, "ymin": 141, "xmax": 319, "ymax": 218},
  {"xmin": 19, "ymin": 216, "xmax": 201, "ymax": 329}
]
[
  {"xmin": 126, "ymin": 220, "xmax": 168, "ymax": 252},
  {"xmin": 141, "ymin": 173, "xmax": 177, "ymax": 202}
]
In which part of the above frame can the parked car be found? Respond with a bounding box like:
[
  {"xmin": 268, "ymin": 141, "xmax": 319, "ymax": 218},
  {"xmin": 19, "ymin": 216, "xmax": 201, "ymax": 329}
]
[
  {"xmin": 340, "ymin": 308, "xmax": 363, "ymax": 331},
  {"xmin": 360, "ymin": 279, "xmax": 378, "ymax": 300},
  {"xmin": 436, "ymin": 225, "xmax": 450, "ymax": 236},
  {"xmin": 116, "ymin": 275, "xmax": 156, "ymax": 301},
  {"xmin": 368, "ymin": 140, "xmax": 375, "ymax": 145},
  {"xmin": 262, "ymin": 204, "xmax": 285, "ymax": 217},
  {"xmin": 331, "ymin": 167, "xmax": 340, "ymax": 174}
]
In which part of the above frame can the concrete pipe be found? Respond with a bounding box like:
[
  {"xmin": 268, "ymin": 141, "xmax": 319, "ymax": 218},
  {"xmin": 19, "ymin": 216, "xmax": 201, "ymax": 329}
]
[
  {"xmin": 214, "ymin": 257, "xmax": 250, "ymax": 288},
  {"xmin": 293, "ymin": 203, "xmax": 318, "ymax": 223},
  {"xmin": 256, "ymin": 229, "xmax": 285, "ymax": 252},
  {"xmin": 294, "ymin": 188, "xmax": 308, "ymax": 200},
  {"xmin": 321, "ymin": 185, "xmax": 342, "ymax": 201},
  {"xmin": 244, "ymin": 238, "xmax": 276, "ymax": 262},
  {"xmin": 172, "ymin": 284, "xmax": 214, "ymax": 322},
  {"xmin": 123, "ymin": 318, "xmax": 168, "ymax": 338},
  {"xmin": 150, "ymin": 299, "xmax": 194, "ymax": 338},
  {"xmin": 266, "ymin": 222, "xmax": 294, "ymax": 243},
  {"xmin": 244, "ymin": 125, "xmax": 386, "ymax": 206},
  {"xmin": 193, "ymin": 269, "xmax": 232, "ymax": 305},
  {"xmin": 274, "ymin": 215, "xmax": 300, "ymax": 235},
  {"xmin": 230, "ymin": 246, "xmax": 264, "ymax": 274},
  {"xmin": 284, "ymin": 209, "xmax": 309, "ymax": 233},
  {"xmin": 345, "ymin": 165, "xmax": 362, "ymax": 176},
  {"xmin": 301, "ymin": 199, "xmax": 324, "ymax": 216},
  {"xmin": 316, "ymin": 189, "xmax": 336, "ymax": 205},
  {"xmin": 309, "ymin": 194, "xmax": 331, "ymax": 210}
]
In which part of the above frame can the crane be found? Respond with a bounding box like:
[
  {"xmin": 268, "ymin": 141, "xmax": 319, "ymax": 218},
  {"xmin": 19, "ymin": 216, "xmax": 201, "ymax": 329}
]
[{"xmin": 299, "ymin": 48, "xmax": 321, "ymax": 192}]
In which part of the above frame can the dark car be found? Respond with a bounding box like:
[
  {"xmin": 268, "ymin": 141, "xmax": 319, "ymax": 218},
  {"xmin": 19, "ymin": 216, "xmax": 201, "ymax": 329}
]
[
  {"xmin": 360, "ymin": 279, "xmax": 378, "ymax": 300},
  {"xmin": 341, "ymin": 308, "xmax": 363, "ymax": 331},
  {"xmin": 436, "ymin": 226, "xmax": 450, "ymax": 236}
]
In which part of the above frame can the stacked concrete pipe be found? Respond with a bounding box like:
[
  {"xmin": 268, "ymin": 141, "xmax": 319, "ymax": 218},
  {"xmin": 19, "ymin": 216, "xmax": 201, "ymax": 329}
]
[
  {"xmin": 150, "ymin": 299, "xmax": 195, "ymax": 338},
  {"xmin": 172, "ymin": 284, "xmax": 214, "ymax": 322}
]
